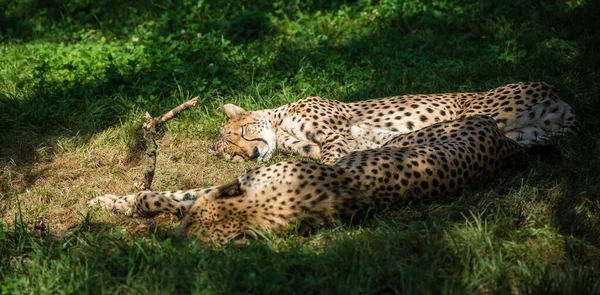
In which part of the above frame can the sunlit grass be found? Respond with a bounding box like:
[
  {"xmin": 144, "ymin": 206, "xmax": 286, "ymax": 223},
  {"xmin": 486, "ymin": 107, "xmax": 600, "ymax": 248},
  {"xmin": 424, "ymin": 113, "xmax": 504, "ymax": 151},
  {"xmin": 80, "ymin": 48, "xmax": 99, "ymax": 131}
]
[{"xmin": 1, "ymin": 0, "xmax": 599, "ymax": 293}]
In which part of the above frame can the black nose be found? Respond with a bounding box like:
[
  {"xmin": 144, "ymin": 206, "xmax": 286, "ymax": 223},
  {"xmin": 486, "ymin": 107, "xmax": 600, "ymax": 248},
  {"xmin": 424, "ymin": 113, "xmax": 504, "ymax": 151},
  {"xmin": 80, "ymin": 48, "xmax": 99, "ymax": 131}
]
[{"xmin": 250, "ymin": 147, "xmax": 260, "ymax": 159}]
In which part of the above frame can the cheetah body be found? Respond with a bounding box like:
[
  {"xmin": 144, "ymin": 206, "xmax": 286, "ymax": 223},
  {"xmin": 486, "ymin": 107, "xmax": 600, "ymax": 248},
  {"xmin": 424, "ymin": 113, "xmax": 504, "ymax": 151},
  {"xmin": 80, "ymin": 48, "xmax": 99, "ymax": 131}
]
[
  {"xmin": 90, "ymin": 115, "xmax": 527, "ymax": 244},
  {"xmin": 210, "ymin": 82, "xmax": 577, "ymax": 164}
]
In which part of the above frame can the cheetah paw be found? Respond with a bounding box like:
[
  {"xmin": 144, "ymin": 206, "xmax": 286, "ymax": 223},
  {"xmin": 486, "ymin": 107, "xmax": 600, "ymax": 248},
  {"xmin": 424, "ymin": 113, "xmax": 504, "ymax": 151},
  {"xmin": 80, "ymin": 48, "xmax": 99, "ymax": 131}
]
[
  {"xmin": 88, "ymin": 194, "xmax": 136, "ymax": 217},
  {"xmin": 87, "ymin": 194, "xmax": 119, "ymax": 208}
]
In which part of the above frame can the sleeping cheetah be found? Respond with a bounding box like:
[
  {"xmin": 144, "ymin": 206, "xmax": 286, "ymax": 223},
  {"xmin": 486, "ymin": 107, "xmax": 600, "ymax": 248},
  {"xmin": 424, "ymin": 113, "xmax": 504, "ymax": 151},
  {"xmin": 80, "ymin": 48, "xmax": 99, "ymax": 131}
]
[
  {"xmin": 209, "ymin": 82, "xmax": 577, "ymax": 164},
  {"xmin": 89, "ymin": 115, "xmax": 527, "ymax": 244}
]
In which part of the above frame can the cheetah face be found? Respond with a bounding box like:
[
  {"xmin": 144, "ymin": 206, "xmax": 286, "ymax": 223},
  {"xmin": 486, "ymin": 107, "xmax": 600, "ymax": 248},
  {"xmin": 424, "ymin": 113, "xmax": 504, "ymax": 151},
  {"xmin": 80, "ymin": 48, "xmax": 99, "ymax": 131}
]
[{"xmin": 209, "ymin": 104, "xmax": 276, "ymax": 162}]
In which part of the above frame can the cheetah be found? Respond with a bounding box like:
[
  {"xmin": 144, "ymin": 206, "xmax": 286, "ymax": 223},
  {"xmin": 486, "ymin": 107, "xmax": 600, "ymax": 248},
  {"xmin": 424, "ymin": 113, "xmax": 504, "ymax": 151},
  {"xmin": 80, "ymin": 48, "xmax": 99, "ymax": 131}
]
[
  {"xmin": 89, "ymin": 115, "xmax": 527, "ymax": 244},
  {"xmin": 209, "ymin": 82, "xmax": 577, "ymax": 164}
]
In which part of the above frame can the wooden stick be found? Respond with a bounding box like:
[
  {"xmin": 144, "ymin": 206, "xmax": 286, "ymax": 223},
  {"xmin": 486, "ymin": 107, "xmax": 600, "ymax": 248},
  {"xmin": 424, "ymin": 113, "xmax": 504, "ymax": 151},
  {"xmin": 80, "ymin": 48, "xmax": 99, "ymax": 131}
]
[
  {"xmin": 136, "ymin": 96, "xmax": 200, "ymax": 190},
  {"xmin": 143, "ymin": 96, "xmax": 199, "ymax": 132},
  {"xmin": 141, "ymin": 113, "xmax": 157, "ymax": 190}
]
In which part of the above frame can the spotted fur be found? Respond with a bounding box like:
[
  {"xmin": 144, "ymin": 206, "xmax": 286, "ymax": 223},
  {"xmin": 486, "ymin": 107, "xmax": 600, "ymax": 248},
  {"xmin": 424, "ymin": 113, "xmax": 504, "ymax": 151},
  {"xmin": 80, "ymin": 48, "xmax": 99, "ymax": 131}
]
[
  {"xmin": 209, "ymin": 82, "xmax": 577, "ymax": 164},
  {"xmin": 90, "ymin": 115, "xmax": 527, "ymax": 244}
]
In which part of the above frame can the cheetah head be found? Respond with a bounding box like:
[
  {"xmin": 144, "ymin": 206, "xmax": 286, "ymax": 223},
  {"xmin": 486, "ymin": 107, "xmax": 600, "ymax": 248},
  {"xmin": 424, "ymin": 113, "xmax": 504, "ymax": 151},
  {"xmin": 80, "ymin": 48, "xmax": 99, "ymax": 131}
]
[{"xmin": 209, "ymin": 104, "xmax": 276, "ymax": 162}]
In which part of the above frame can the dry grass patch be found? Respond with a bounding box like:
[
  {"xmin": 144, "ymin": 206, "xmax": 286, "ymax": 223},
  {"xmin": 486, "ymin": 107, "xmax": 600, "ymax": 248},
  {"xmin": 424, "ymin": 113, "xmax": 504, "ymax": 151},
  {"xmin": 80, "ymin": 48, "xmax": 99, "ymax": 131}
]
[{"xmin": 0, "ymin": 131, "xmax": 263, "ymax": 235}]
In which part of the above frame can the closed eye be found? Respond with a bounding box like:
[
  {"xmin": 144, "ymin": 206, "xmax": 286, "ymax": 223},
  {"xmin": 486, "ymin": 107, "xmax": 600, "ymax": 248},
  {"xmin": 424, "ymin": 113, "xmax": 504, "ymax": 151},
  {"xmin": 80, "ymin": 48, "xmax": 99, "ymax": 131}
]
[
  {"xmin": 223, "ymin": 132, "xmax": 252, "ymax": 160},
  {"xmin": 240, "ymin": 126, "xmax": 269, "ymax": 146}
]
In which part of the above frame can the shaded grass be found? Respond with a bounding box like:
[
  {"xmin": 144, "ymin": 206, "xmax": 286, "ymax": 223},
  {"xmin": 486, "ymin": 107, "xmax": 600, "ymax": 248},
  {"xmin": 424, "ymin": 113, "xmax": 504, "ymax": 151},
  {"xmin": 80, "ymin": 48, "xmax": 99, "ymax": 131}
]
[
  {"xmin": 2, "ymin": 182, "xmax": 599, "ymax": 294},
  {"xmin": 1, "ymin": 0, "xmax": 599, "ymax": 293},
  {"xmin": 1, "ymin": 134, "xmax": 598, "ymax": 294}
]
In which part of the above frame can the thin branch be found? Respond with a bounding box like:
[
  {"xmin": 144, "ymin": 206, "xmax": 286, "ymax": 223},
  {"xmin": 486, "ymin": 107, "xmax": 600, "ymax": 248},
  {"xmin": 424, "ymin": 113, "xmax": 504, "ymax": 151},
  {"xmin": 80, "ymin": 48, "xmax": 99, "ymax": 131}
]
[
  {"xmin": 136, "ymin": 96, "xmax": 200, "ymax": 190},
  {"xmin": 143, "ymin": 96, "xmax": 199, "ymax": 132}
]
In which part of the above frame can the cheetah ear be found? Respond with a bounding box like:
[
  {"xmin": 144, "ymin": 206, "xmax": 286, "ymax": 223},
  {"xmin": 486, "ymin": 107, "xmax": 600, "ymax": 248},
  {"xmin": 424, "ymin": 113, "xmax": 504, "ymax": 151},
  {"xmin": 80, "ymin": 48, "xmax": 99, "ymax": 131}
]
[{"xmin": 222, "ymin": 104, "xmax": 246, "ymax": 119}]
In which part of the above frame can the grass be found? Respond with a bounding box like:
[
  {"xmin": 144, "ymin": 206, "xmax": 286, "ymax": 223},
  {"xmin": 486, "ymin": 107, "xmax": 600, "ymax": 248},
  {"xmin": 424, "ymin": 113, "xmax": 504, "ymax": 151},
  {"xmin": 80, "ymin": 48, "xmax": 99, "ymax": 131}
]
[{"xmin": 1, "ymin": 0, "xmax": 599, "ymax": 293}]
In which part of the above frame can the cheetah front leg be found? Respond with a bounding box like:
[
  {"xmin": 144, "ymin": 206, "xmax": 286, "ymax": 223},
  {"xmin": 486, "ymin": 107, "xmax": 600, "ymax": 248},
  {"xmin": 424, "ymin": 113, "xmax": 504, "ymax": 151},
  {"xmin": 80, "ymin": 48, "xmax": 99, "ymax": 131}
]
[
  {"xmin": 276, "ymin": 131, "xmax": 321, "ymax": 159},
  {"xmin": 88, "ymin": 186, "xmax": 221, "ymax": 217},
  {"xmin": 318, "ymin": 134, "xmax": 355, "ymax": 164},
  {"xmin": 280, "ymin": 115, "xmax": 355, "ymax": 165}
]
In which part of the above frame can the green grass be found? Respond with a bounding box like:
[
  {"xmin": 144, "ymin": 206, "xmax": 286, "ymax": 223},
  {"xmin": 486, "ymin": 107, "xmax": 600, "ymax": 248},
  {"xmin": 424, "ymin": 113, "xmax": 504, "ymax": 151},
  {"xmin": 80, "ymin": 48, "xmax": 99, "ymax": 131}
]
[{"xmin": 1, "ymin": 0, "xmax": 599, "ymax": 294}]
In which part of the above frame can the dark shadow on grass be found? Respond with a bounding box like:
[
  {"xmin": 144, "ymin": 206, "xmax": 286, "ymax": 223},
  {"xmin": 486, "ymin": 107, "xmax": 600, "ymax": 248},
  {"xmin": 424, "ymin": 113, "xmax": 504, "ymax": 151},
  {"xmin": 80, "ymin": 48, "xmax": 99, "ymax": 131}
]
[
  {"xmin": 268, "ymin": 0, "xmax": 600, "ymax": 102},
  {"xmin": 0, "ymin": 0, "xmax": 357, "ymax": 42}
]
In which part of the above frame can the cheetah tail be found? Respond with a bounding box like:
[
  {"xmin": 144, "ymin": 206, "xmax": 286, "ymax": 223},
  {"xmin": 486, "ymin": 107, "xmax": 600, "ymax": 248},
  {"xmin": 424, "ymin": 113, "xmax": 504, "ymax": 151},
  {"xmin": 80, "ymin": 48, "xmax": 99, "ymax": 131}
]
[{"xmin": 501, "ymin": 97, "xmax": 579, "ymax": 147}]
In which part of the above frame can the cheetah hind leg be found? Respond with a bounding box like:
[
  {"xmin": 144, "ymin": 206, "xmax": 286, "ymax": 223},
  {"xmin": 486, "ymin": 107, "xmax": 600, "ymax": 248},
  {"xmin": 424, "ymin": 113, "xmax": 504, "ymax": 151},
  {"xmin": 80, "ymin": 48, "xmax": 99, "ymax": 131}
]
[
  {"xmin": 88, "ymin": 185, "xmax": 224, "ymax": 218},
  {"xmin": 501, "ymin": 97, "xmax": 579, "ymax": 147},
  {"xmin": 178, "ymin": 183, "xmax": 373, "ymax": 245}
]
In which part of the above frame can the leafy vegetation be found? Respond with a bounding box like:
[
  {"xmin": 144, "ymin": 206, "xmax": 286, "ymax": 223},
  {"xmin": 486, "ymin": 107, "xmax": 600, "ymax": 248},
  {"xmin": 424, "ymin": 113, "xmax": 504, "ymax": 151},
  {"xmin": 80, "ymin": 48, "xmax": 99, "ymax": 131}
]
[{"xmin": 1, "ymin": 0, "xmax": 599, "ymax": 294}]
